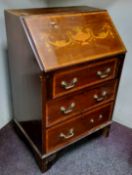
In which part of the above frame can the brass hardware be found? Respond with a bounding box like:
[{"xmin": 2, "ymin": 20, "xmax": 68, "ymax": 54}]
[
  {"xmin": 59, "ymin": 128, "xmax": 74, "ymax": 139},
  {"xmin": 60, "ymin": 102, "xmax": 76, "ymax": 114},
  {"xmin": 61, "ymin": 77, "xmax": 78, "ymax": 90},
  {"xmin": 90, "ymin": 118, "xmax": 94, "ymax": 123},
  {"xmin": 50, "ymin": 21, "xmax": 58, "ymax": 29},
  {"xmin": 93, "ymin": 90, "xmax": 107, "ymax": 102},
  {"xmin": 99, "ymin": 114, "xmax": 103, "ymax": 119},
  {"xmin": 97, "ymin": 67, "xmax": 111, "ymax": 79},
  {"xmin": 50, "ymin": 21, "xmax": 56, "ymax": 25}
]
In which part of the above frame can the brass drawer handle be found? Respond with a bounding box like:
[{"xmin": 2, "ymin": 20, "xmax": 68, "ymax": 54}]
[
  {"xmin": 99, "ymin": 114, "xmax": 103, "ymax": 120},
  {"xmin": 97, "ymin": 67, "xmax": 111, "ymax": 79},
  {"xmin": 90, "ymin": 118, "xmax": 94, "ymax": 123},
  {"xmin": 93, "ymin": 91, "xmax": 107, "ymax": 102},
  {"xmin": 60, "ymin": 102, "xmax": 75, "ymax": 114},
  {"xmin": 59, "ymin": 128, "xmax": 74, "ymax": 139},
  {"xmin": 90, "ymin": 114, "xmax": 103, "ymax": 124},
  {"xmin": 61, "ymin": 77, "xmax": 78, "ymax": 90}
]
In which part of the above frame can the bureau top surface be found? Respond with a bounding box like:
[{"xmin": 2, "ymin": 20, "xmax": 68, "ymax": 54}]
[{"xmin": 7, "ymin": 6, "xmax": 126, "ymax": 72}]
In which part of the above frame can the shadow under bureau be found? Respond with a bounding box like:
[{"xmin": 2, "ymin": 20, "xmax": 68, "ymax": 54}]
[{"xmin": 5, "ymin": 6, "xmax": 126, "ymax": 172}]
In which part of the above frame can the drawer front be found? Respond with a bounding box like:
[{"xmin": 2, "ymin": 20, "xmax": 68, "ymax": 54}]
[
  {"xmin": 46, "ymin": 103, "xmax": 113, "ymax": 152},
  {"xmin": 47, "ymin": 80, "xmax": 117, "ymax": 127},
  {"xmin": 53, "ymin": 58, "xmax": 119, "ymax": 98}
]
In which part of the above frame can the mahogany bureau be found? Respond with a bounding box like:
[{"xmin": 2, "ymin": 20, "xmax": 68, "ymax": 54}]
[{"xmin": 5, "ymin": 6, "xmax": 126, "ymax": 172}]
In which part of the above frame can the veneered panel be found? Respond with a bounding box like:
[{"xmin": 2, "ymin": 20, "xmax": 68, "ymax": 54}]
[{"xmin": 23, "ymin": 11, "xmax": 126, "ymax": 72}]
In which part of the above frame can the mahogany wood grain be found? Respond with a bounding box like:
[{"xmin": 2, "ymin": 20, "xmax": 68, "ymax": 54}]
[
  {"xmin": 53, "ymin": 57, "xmax": 119, "ymax": 97},
  {"xmin": 46, "ymin": 103, "xmax": 113, "ymax": 153},
  {"xmin": 23, "ymin": 11, "xmax": 126, "ymax": 72},
  {"xmin": 5, "ymin": 6, "xmax": 126, "ymax": 172},
  {"xmin": 6, "ymin": 6, "xmax": 103, "ymax": 16},
  {"xmin": 46, "ymin": 80, "xmax": 117, "ymax": 127}
]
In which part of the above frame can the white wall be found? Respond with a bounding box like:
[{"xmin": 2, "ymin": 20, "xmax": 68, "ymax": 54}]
[
  {"xmin": 0, "ymin": 0, "xmax": 47, "ymax": 129},
  {"xmin": 1, "ymin": 0, "xmax": 132, "ymax": 129},
  {"xmin": 47, "ymin": 0, "xmax": 132, "ymax": 128}
]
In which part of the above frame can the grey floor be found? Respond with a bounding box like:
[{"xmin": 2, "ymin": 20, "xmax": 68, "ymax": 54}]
[{"xmin": 0, "ymin": 122, "xmax": 132, "ymax": 175}]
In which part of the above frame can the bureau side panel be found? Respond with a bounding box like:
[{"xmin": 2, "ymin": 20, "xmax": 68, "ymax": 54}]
[{"xmin": 5, "ymin": 11, "xmax": 43, "ymax": 153}]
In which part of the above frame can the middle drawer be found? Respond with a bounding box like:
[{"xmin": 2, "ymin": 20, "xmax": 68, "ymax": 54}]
[{"xmin": 46, "ymin": 80, "xmax": 117, "ymax": 127}]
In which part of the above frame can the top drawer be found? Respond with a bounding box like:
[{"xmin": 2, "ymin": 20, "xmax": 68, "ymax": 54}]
[{"xmin": 52, "ymin": 58, "xmax": 119, "ymax": 98}]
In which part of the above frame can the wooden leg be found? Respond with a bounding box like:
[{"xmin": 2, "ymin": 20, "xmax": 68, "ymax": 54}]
[
  {"xmin": 36, "ymin": 153, "xmax": 57, "ymax": 173},
  {"xmin": 103, "ymin": 125, "xmax": 111, "ymax": 137},
  {"xmin": 13, "ymin": 121, "xmax": 58, "ymax": 172}
]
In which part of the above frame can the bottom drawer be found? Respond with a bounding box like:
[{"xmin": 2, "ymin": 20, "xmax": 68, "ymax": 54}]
[{"xmin": 46, "ymin": 103, "xmax": 113, "ymax": 153}]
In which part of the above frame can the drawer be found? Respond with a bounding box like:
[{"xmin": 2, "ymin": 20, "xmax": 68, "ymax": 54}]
[
  {"xmin": 52, "ymin": 58, "xmax": 119, "ymax": 98},
  {"xmin": 46, "ymin": 80, "xmax": 117, "ymax": 127},
  {"xmin": 46, "ymin": 103, "xmax": 113, "ymax": 152}
]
